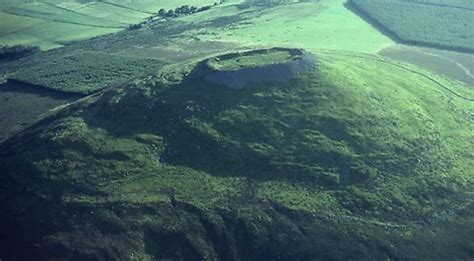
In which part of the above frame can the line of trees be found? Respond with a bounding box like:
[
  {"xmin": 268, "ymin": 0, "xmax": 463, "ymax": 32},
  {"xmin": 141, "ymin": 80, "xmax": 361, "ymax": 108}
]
[
  {"xmin": 157, "ymin": 5, "xmax": 206, "ymax": 18},
  {"xmin": 129, "ymin": 1, "xmax": 227, "ymax": 30},
  {"xmin": 157, "ymin": 1, "xmax": 227, "ymax": 18}
]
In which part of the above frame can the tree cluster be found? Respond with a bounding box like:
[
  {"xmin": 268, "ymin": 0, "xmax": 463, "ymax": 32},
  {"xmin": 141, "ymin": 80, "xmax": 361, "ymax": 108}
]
[
  {"xmin": 128, "ymin": 23, "xmax": 143, "ymax": 30},
  {"xmin": 157, "ymin": 5, "xmax": 202, "ymax": 18},
  {"xmin": 157, "ymin": 1, "xmax": 227, "ymax": 18}
]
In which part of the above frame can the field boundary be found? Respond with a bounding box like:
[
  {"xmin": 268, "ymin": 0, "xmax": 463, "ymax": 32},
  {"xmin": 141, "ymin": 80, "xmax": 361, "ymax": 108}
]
[
  {"xmin": 1, "ymin": 9, "xmax": 124, "ymax": 29},
  {"xmin": 385, "ymin": 60, "xmax": 474, "ymax": 102},
  {"xmin": 410, "ymin": 2, "xmax": 474, "ymax": 12},
  {"xmin": 345, "ymin": 0, "xmax": 474, "ymax": 54},
  {"xmin": 4, "ymin": 79, "xmax": 86, "ymax": 97},
  {"xmin": 412, "ymin": 48, "xmax": 474, "ymax": 80},
  {"xmin": 102, "ymin": 1, "xmax": 155, "ymax": 15},
  {"xmin": 321, "ymin": 51, "xmax": 474, "ymax": 102}
]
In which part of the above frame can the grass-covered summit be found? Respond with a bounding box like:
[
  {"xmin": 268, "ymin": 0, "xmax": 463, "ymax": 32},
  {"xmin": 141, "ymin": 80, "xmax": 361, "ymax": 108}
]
[
  {"xmin": 206, "ymin": 48, "xmax": 297, "ymax": 71},
  {"xmin": 0, "ymin": 50, "xmax": 473, "ymax": 260},
  {"xmin": 193, "ymin": 48, "xmax": 316, "ymax": 89}
]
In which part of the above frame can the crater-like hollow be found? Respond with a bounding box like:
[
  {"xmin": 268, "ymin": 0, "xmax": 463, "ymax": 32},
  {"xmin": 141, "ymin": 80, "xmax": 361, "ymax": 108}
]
[{"xmin": 189, "ymin": 47, "xmax": 316, "ymax": 89}]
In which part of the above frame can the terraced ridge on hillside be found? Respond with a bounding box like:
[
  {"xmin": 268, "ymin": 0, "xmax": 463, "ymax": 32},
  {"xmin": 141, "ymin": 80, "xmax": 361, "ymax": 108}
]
[
  {"xmin": 206, "ymin": 48, "xmax": 296, "ymax": 71},
  {"xmin": 190, "ymin": 48, "xmax": 316, "ymax": 89},
  {"xmin": 348, "ymin": 0, "xmax": 474, "ymax": 53},
  {"xmin": 0, "ymin": 50, "xmax": 473, "ymax": 260}
]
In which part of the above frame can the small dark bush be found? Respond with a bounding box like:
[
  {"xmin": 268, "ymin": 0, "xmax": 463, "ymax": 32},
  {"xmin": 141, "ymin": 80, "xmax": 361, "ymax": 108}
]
[
  {"xmin": 128, "ymin": 23, "xmax": 142, "ymax": 30},
  {"xmin": 157, "ymin": 8, "xmax": 166, "ymax": 16}
]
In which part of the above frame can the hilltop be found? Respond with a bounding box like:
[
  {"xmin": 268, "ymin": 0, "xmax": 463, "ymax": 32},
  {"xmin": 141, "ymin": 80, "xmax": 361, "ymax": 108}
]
[
  {"xmin": 0, "ymin": 49, "xmax": 473, "ymax": 260},
  {"xmin": 192, "ymin": 48, "xmax": 316, "ymax": 89}
]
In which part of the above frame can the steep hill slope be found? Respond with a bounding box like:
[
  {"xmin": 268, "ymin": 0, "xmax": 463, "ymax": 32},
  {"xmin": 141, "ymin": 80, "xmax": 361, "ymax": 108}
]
[{"xmin": 0, "ymin": 49, "xmax": 473, "ymax": 260}]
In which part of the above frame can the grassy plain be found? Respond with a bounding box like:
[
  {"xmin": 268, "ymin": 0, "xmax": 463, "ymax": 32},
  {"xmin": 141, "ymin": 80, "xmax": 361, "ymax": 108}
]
[
  {"xmin": 0, "ymin": 11, "xmax": 43, "ymax": 35},
  {"xmin": 181, "ymin": 0, "xmax": 394, "ymax": 53}
]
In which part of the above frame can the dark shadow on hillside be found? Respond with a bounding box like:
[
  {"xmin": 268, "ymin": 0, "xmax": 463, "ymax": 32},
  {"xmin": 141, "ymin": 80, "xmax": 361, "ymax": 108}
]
[
  {"xmin": 0, "ymin": 81, "xmax": 79, "ymax": 143},
  {"xmin": 82, "ymin": 80, "xmax": 286, "ymax": 180},
  {"xmin": 343, "ymin": 1, "xmax": 402, "ymax": 43},
  {"xmin": 1, "ymin": 80, "xmax": 84, "ymax": 99},
  {"xmin": 81, "ymin": 66, "xmax": 346, "ymax": 187}
]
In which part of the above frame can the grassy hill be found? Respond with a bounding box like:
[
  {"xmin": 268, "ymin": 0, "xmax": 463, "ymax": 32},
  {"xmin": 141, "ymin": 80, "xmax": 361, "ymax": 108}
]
[
  {"xmin": 1, "ymin": 49, "xmax": 473, "ymax": 260},
  {"xmin": 0, "ymin": 0, "xmax": 473, "ymax": 260}
]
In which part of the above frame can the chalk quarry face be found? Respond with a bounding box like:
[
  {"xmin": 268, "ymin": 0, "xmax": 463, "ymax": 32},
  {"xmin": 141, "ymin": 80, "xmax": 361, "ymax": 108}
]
[{"xmin": 189, "ymin": 48, "xmax": 317, "ymax": 89}]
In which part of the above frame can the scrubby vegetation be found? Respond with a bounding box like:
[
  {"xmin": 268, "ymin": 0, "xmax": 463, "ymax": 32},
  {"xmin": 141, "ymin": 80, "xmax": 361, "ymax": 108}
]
[
  {"xmin": 349, "ymin": 0, "xmax": 474, "ymax": 52},
  {"xmin": 0, "ymin": 45, "xmax": 40, "ymax": 60},
  {"xmin": 0, "ymin": 0, "xmax": 473, "ymax": 260},
  {"xmin": 0, "ymin": 51, "xmax": 473, "ymax": 260},
  {"xmin": 9, "ymin": 52, "xmax": 165, "ymax": 94}
]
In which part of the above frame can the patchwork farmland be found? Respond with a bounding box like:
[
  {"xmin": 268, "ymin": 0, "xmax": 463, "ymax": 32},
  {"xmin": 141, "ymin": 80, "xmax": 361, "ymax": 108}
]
[{"xmin": 0, "ymin": 0, "xmax": 217, "ymax": 49}]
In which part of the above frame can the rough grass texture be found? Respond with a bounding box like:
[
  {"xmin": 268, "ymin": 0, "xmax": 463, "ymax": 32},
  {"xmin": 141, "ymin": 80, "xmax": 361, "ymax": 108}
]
[{"xmin": 0, "ymin": 52, "xmax": 473, "ymax": 260}]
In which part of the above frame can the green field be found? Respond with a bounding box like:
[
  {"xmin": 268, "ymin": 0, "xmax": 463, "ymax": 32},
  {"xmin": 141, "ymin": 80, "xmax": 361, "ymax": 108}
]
[
  {"xmin": 380, "ymin": 45, "xmax": 474, "ymax": 87},
  {"xmin": 0, "ymin": 0, "xmax": 217, "ymax": 49},
  {"xmin": 349, "ymin": 0, "xmax": 474, "ymax": 52},
  {"xmin": 181, "ymin": 0, "xmax": 393, "ymax": 53}
]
